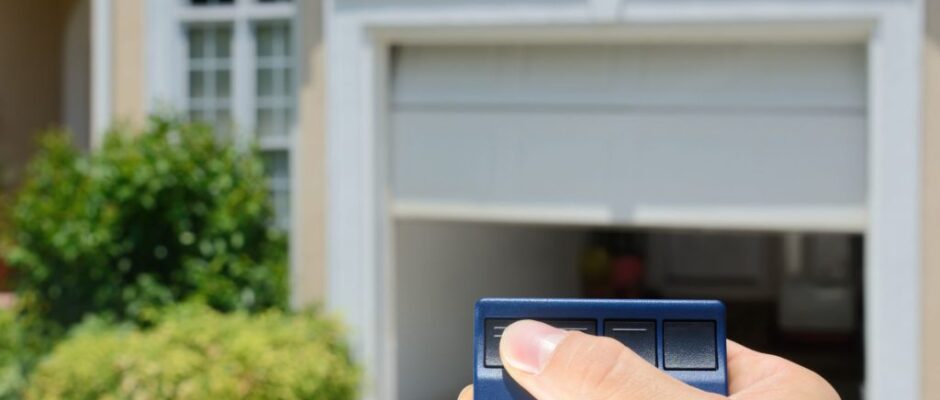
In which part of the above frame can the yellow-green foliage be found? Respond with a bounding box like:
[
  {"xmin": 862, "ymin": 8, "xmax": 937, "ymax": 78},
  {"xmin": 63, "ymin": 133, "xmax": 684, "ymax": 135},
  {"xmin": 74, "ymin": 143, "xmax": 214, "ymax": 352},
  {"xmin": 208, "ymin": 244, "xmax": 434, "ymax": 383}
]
[{"xmin": 26, "ymin": 304, "xmax": 359, "ymax": 400}]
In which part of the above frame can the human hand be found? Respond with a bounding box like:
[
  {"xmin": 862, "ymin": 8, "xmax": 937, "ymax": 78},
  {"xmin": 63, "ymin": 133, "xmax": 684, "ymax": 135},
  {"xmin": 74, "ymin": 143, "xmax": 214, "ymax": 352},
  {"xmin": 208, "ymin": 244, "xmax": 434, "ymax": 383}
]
[{"xmin": 458, "ymin": 320, "xmax": 839, "ymax": 400}]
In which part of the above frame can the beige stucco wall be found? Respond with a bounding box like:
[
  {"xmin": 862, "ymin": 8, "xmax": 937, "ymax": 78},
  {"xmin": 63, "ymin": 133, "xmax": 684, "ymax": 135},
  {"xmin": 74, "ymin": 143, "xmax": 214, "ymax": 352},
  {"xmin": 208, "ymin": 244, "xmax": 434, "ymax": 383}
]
[
  {"xmin": 291, "ymin": 0, "xmax": 328, "ymax": 307},
  {"xmin": 110, "ymin": 0, "xmax": 146, "ymax": 129},
  {"xmin": 923, "ymin": 1, "xmax": 940, "ymax": 397},
  {"xmin": 0, "ymin": 1, "xmax": 74, "ymax": 191}
]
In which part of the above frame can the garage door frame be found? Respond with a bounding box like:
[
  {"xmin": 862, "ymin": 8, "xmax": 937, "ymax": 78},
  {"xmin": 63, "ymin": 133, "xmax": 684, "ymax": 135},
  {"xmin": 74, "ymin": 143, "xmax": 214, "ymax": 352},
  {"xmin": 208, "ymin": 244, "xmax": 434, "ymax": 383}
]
[{"xmin": 325, "ymin": 3, "xmax": 922, "ymax": 400}]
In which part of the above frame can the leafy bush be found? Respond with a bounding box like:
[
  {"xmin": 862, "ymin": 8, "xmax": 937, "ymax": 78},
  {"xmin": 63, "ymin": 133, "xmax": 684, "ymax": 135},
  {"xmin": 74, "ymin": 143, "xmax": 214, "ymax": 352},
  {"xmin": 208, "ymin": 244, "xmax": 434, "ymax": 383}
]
[
  {"xmin": 25, "ymin": 304, "xmax": 359, "ymax": 400},
  {"xmin": 6, "ymin": 117, "xmax": 287, "ymax": 327},
  {"xmin": 0, "ymin": 163, "xmax": 14, "ymax": 291},
  {"xmin": 0, "ymin": 308, "xmax": 60, "ymax": 400}
]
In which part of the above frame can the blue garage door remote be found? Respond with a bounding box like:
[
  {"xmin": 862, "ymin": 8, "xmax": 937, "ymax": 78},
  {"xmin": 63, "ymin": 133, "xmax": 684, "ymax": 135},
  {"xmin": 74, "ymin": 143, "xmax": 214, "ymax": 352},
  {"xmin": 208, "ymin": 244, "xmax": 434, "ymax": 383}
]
[{"xmin": 474, "ymin": 298, "xmax": 728, "ymax": 399}]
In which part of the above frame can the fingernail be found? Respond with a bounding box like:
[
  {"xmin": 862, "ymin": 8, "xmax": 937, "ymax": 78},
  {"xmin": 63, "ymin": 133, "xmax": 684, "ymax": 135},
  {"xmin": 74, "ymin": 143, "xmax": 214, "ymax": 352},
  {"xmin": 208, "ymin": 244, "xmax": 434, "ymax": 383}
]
[{"xmin": 500, "ymin": 320, "xmax": 568, "ymax": 374}]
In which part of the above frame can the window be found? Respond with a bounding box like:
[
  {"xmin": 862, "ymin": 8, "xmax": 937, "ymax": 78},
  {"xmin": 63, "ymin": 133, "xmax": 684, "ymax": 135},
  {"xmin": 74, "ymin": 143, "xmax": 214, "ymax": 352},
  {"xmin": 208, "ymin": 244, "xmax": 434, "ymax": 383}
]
[
  {"xmin": 180, "ymin": 0, "xmax": 296, "ymax": 230},
  {"xmin": 186, "ymin": 24, "xmax": 233, "ymax": 137},
  {"xmin": 255, "ymin": 21, "xmax": 293, "ymax": 139}
]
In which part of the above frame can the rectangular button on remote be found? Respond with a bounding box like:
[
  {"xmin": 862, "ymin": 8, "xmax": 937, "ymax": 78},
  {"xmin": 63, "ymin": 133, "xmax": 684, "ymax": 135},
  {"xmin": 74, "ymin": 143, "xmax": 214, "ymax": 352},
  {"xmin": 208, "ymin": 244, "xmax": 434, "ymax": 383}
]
[
  {"xmin": 663, "ymin": 320, "xmax": 717, "ymax": 370},
  {"xmin": 484, "ymin": 319, "xmax": 595, "ymax": 367},
  {"xmin": 604, "ymin": 320, "xmax": 657, "ymax": 366}
]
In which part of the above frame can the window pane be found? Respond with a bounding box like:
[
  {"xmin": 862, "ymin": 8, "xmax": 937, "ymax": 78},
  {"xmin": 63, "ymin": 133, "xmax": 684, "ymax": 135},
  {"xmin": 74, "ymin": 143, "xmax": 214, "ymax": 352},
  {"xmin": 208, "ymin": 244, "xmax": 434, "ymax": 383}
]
[
  {"xmin": 257, "ymin": 68, "xmax": 274, "ymax": 96},
  {"xmin": 273, "ymin": 109, "xmax": 286, "ymax": 136},
  {"xmin": 186, "ymin": 24, "xmax": 232, "ymax": 134},
  {"xmin": 260, "ymin": 67, "xmax": 279, "ymax": 97},
  {"xmin": 285, "ymin": 108, "xmax": 295, "ymax": 131},
  {"xmin": 252, "ymin": 21, "xmax": 294, "ymax": 228},
  {"xmin": 284, "ymin": 67, "xmax": 293, "ymax": 96},
  {"xmin": 254, "ymin": 21, "xmax": 293, "ymax": 138},
  {"xmin": 280, "ymin": 25, "xmax": 292, "ymax": 57},
  {"xmin": 216, "ymin": 69, "xmax": 231, "ymax": 98},
  {"xmin": 189, "ymin": 25, "xmax": 232, "ymax": 61},
  {"xmin": 189, "ymin": 70, "xmax": 206, "ymax": 99},
  {"xmin": 256, "ymin": 25, "xmax": 274, "ymax": 58},
  {"xmin": 256, "ymin": 22, "xmax": 290, "ymax": 58},
  {"xmin": 272, "ymin": 189, "xmax": 290, "ymax": 230},
  {"xmin": 263, "ymin": 151, "xmax": 290, "ymax": 230},
  {"xmin": 215, "ymin": 26, "xmax": 232, "ymax": 59},
  {"xmin": 216, "ymin": 109, "xmax": 233, "ymax": 138},
  {"xmin": 188, "ymin": 29, "xmax": 205, "ymax": 59},
  {"xmin": 264, "ymin": 151, "xmax": 289, "ymax": 182},
  {"xmin": 257, "ymin": 108, "xmax": 275, "ymax": 137}
]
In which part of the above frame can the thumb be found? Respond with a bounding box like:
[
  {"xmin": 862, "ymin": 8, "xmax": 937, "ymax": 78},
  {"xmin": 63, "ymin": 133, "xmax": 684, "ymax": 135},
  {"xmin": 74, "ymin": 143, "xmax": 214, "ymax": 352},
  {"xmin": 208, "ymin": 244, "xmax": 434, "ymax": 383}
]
[{"xmin": 499, "ymin": 320, "xmax": 722, "ymax": 400}]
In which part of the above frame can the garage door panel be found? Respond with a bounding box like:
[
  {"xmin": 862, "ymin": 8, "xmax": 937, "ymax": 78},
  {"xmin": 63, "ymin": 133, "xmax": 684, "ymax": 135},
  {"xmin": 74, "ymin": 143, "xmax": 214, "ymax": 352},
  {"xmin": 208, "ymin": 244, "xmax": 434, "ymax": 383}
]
[
  {"xmin": 392, "ymin": 110, "xmax": 866, "ymax": 206},
  {"xmin": 393, "ymin": 44, "xmax": 866, "ymax": 110},
  {"xmin": 391, "ymin": 44, "xmax": 867, "ymax": 229}
]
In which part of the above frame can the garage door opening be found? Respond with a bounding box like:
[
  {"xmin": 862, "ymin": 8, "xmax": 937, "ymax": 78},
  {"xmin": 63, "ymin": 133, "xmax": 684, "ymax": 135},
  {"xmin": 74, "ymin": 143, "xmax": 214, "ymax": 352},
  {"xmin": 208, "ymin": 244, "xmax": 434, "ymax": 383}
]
[
  {"xmin": 388, "ymin": 42, "xmax": 868, "ymax": 400},
  {"xmin": 394, "ymin": 220, "xmax": 864, "ymax": 400}
]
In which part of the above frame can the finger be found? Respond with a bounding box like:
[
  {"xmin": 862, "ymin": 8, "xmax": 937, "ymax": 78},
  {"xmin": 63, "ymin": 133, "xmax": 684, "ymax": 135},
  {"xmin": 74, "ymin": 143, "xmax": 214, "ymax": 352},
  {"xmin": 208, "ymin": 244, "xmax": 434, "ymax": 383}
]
[
  {"xmin": 724, "ymin": 340, "xmax": 839, "ymax": 400},
  {"xmin": 499, "ymin": 320, "xmax": 722, "ymax": 400},
  {"xmin": 726, "ymin": 339, "xmax": 750, "ymax": 360},
  {"xmin": 725, "ymin": 340, "xmax": 774, "ymax": 393},
  {"xmin": 457, "ymin": 385, "xmax": 473, "ymax": 400},
  {"xmin": 726, "ymin": 339, "xmax": 772, "ymax": 364}
]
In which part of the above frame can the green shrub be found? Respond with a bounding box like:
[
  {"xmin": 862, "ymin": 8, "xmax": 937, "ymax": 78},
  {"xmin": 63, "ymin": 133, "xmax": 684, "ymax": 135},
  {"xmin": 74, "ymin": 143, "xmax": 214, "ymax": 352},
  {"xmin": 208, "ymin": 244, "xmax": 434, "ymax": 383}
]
[
  {"xmin": 0, "ymin": 163, "xmax": 14, "ymax": 292},
  {"xmin": 6, "ymin": 117, "xmax": 287, "ymax": 327},
  {"xmin": 0, "ymin": 308, "xmax": 60, "ymax": 400},
  {"xmin": 25, "ymin": 304, "xmax": 359, "ymax": 400},
  {"xmin": 0, "ymin": 310, "xmax": 27, "ymax": 400}
]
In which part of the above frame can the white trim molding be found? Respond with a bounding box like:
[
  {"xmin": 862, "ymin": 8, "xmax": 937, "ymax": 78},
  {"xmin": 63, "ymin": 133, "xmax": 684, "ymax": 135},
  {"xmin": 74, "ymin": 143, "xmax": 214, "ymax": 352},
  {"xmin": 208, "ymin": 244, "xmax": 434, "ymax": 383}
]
[
  {"xmin": 145, "ymin": 0, "xmax": 183, "ymax": 112},
  {"xmin": 325, "ymin": 2, "xmax": 923, "ymax": 399},
  {"xmin": 865, "ymin": 4, "xmax": 924, "ymax": 399}
]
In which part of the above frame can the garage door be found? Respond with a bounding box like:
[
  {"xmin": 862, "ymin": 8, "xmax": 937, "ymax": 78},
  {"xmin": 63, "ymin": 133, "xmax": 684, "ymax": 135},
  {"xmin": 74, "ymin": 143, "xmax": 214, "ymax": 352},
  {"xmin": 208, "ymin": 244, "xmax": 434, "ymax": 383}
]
[{"xmin": 390, "ymin": 44, "xmax": 867, "ymax": 231}]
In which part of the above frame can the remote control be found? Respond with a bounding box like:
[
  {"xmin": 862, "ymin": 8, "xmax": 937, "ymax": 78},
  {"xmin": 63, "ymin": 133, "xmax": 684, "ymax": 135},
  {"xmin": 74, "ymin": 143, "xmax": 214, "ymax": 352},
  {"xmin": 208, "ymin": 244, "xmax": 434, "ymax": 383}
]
[{"xmin": 474, "ymin": 298, "xmax": 728, "ymax": 399}]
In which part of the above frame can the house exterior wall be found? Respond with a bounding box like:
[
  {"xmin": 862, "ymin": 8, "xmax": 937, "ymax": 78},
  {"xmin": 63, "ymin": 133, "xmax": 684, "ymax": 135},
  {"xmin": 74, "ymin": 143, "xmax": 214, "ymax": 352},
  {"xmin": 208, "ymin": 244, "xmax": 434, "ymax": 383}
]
[
  {"xmin": 922, "ymin": 0, "xmax": 940, "ymax": 396},
  {"xmin": 292, "ymin": 0, "xmax": 329, "ymax": 307},
  {"xmin": 110, "ymin": 0, "xmax": 146, "ymax": 128},
  {"xmin": 0, "ymin": 0, "xmax": 73, "ymax": 190}
]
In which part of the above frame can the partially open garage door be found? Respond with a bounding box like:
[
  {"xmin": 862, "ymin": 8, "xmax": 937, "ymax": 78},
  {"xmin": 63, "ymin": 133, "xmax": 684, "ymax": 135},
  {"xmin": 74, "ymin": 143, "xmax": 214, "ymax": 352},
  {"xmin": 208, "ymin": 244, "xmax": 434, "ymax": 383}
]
[
  {"xmin": 389, "ymin": 43, "xmax": 868, "ymax": 400},
  {"xmin": 390, "ymin": 44, "xmax": 867, "ymax": 231}
]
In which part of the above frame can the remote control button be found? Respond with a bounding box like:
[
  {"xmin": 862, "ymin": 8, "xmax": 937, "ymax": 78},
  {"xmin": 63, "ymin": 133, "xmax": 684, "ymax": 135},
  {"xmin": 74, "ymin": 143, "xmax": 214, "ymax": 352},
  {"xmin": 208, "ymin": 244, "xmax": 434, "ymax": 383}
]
[
  {"xmin": 604, "ymin": 320, "xmax": 657, "ymax": 366},
  {"xmin": 541, "ymin": 319, "xmax": 597, "ymax": 335},
  {"xmin": 663, "ymin": 321, "xmax": 717, "ymax": 370},
  {"xmin": 484, "ymin": 319, "xmax": 596, "ymax": 368}
]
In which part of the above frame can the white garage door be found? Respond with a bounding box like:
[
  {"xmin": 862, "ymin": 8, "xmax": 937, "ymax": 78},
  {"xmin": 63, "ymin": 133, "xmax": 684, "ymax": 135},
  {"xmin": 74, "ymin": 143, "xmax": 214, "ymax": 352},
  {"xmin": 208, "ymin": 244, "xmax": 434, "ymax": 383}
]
[{"xmin": 390, "ymin": 44, "xmax": 867, "ymax": 231}]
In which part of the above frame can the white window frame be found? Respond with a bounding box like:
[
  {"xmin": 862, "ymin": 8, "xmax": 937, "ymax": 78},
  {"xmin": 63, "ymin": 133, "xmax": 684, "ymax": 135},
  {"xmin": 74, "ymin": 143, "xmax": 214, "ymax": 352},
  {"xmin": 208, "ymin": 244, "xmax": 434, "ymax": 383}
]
[
  {"xmin": 326, "ymin": 2, "xmax": 923, "ymax": 400},
  {"xmin": 146, "ymin": 0, "xmax": 299, "ymax": 231}
]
